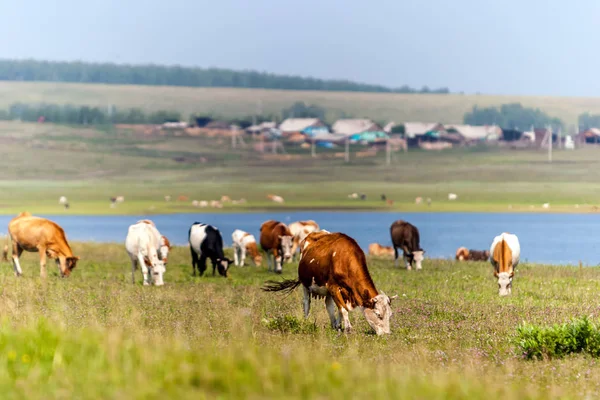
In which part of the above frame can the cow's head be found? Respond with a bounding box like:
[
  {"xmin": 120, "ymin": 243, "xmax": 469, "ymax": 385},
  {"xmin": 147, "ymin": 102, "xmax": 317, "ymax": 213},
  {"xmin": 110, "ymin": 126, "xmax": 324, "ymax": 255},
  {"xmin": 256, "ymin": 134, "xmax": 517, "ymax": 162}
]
[
  {"xmin": 279, "ymin": 235, "xmax": 294, "ymax": 261},
  {"xmin": 253, "ymin": 253, "xmax": 263, "ymax": 267},
  {"xmin": 159, "ymin": 236, "xmax": 171, "ymax": 264},
  {"xmin": 217, "ymin": 258, "xmax": 233, "ymax": 277},
  {"xmin": 363, "ymin": 292, "xmax": 397, "ymax": 335},
  {"xmin": 495, "ymin": 270, "xmax": 513, "ymax": 296},
  {"xmin": 151, "ymin": 259, "xmax": 166, "ymax": 286},
  {"xmin": 61, "ymin": 256, "xmax": 80, "ymax": 277},
  {"xmin": 412, "ymin": 250, "xmax": 425, "ymax": 270}
]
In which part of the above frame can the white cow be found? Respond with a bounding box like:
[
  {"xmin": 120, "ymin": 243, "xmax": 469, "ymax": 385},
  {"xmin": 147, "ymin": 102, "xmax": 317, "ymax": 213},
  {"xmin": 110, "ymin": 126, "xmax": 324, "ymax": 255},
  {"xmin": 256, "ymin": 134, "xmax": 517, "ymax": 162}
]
[
  {"xmin": 58, "ymin": 196, "xmax": 68, "ymax": 205},
  {"xmin": 125, "ymin": 220, "xmax": 169, "ymax": 286},
  {"xmin": 288, "ymin": 220, "xmax": 320, "ymax": 261},
  {"xmin": 490, "ymin": 233, "xmax": 520, "ymax": 296},
  {"xmin": 448, "ymin": 193, "xmax": 458, "ymax": 201},
  {"xmin": 232, "ymin": 229, "xmax": 263, "ymax": 266}
]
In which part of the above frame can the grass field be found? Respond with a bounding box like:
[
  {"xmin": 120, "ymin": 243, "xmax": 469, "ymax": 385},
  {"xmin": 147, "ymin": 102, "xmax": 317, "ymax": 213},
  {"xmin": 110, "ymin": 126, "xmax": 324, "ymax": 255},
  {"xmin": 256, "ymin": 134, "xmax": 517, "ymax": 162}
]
[
  {"xmin": 0, "ymin": 81, "xmax": 597, "ymax": 125},
  {"xmin": 1, "ymin": 241, "xmax": 599, "ymax": 398},
  {"xmin": 0, "ymin": 120, "xmax": 599, "ymax": 215}
]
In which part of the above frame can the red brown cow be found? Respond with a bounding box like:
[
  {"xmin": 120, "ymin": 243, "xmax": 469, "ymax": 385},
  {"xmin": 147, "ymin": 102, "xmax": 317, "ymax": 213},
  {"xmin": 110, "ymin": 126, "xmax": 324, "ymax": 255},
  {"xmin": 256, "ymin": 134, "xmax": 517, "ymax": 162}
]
[
  {"xmin": 259, "ymin": 220, "xmax": 293, "ymax": 273},
  {"xmin": 263, "ymin": 231, "xmax": 396, "ymax": 335},
  {"xmin": 390, "ymin": 220, "xmax": 425, "ymax": 270},
  {"xmin": 8, "ymin": 212, "xmax": 80, "ymax": 277},
  {"xmin": 368, "ymin": 243, "xmax": 395, "ymax": 257},
  {"xmin": 456, "ymin": 247, "xmax": 490, "ymax": 262}
]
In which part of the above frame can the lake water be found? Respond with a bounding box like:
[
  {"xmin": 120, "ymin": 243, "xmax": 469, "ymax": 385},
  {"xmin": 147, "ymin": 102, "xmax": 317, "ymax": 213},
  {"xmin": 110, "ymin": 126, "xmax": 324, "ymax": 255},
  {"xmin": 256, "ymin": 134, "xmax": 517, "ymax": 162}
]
[{"xmin": 1, "ymin": 212, "xmax": 597, "ymax": 266}]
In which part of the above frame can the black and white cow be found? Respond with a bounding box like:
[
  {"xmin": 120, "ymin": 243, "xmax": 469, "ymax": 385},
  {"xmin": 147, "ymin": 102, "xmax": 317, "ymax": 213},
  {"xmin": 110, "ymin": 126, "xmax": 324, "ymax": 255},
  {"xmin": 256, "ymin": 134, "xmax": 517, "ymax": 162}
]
[{"xmin": 188, "ymin": 222, "xmax": 233, "ymax": 277}]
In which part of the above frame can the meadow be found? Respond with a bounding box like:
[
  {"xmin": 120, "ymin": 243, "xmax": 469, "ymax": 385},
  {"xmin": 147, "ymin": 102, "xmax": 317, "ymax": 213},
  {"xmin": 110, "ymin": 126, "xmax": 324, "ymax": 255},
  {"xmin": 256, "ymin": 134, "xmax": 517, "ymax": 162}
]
[
  {"xmin": 0, "ymin": 81, "xmax": 598, "ymax": 125},
  {"xmin": 0, "ymin": 241, "xmax": 598, "ymax": 398},
  {"xmin": 0, "ymin": 120, "xmax": 599, "ymax": 215}
]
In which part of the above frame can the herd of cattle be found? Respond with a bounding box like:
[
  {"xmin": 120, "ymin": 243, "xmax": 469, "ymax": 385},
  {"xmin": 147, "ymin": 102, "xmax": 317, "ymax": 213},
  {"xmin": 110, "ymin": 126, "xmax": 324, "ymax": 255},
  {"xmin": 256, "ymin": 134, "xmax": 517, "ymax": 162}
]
[{"xmin": 4, "ymin": 212, "xmax": 521, "ymax": 335}]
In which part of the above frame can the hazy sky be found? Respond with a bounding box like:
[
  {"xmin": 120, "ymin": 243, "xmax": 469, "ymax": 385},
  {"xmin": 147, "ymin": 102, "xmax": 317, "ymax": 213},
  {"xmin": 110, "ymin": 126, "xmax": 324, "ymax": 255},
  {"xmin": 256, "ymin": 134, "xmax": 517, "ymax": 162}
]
[{"xmin": 1, "ymin": 1, "xmax": 598, "ymax": 96}]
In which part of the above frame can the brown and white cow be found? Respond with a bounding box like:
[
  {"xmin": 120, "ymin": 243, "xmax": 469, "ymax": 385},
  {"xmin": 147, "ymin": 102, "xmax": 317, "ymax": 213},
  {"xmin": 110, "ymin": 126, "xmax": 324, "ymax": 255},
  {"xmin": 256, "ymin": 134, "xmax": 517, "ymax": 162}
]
[
  {"xmin": 232, "ymin": 229, "xmax": 262, "ymax": 266},
  {"xmin": 490, "ymin": 233, "xmax": 520, "ymax": 296},
  {"xmin": 288, "ymin": 220, "xmax": 320, "ymax": 261},
  {"xmin": 368, "ymin": 243, "xmax": 395, "ymax": 257},
  {"xmin": 8, "ymin": 212, "xmax": 80, "ymax": 277},
  {"xmin": 263, "ymin": 231, "xmax": 396, "ymax": 335},
  {"xmin": 456, "ymin": 247, "xmax": 490, "ymax": 262},
  {"xmin": 259, "ymin": 220, "xmax": 293, "ymax": 273},
  {"xmin": 390, "ymin": 220, "xmax": 425, "ymax": 270}
]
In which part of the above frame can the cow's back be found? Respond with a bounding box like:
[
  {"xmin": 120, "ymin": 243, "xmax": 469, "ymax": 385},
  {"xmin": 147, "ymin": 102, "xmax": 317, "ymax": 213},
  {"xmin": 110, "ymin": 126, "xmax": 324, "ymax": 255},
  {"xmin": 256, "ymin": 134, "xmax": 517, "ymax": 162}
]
[
  {"xmin": 490, "ymin": 233, "xmax": 520, "ymax": 271},
  {"xmin": 260, "ymin": 220, "xmax": 289, "ymax": 250},
  {"xmin": 126, "ymin": 222, "xmax": 158, "ymax": 256},
  {"xmin": 9, "ymin": 214, "xmax": 67, "ymax": 250},
  {"xmin": 390, "ymin": 220, "xmax": 420, "ymax": 249}
]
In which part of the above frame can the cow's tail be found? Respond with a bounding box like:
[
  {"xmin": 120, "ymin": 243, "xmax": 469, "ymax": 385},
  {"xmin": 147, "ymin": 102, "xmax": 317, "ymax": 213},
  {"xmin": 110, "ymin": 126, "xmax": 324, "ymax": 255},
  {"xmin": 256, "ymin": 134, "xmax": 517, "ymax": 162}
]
[{"xmin": 262, "ymin": 279, "xmax": 301, "ymax": 294}]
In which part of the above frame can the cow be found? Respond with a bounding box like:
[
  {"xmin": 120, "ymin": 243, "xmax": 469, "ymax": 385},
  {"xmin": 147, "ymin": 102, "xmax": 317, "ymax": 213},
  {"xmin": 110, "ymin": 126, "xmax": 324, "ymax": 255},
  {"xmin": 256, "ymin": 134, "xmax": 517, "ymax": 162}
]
[
  {"xmin": 390, "ymin": 220, "xmax": 425, "ymax": 270},
  {"xmin": 8, "ymin": 212, "xmax": 80, "ymax": 278},
  {"xmin": 232, "ymin": 229, "xmax": 262, "ymax": 266},
  {"xmin": 188, "ymin": 222, "xmax": 232, "ymax": 277},
  {"xmin": 259, "ymin": 220, "xmax": 293, "ymax": 273},
  {"xmin": 288, "ymin": 220, "xmax": 320, "ymax": 261},
  {"xmin": 368, "ymin": 243, "xmax": 395, "ymax": 257},
  {"xmin": 2, "ymin": 244, "xmax": 8, "ymax": 262},
  {"xmin": 262, "ymin": 231, "xmax": 396, "ymax": 335},
  {"xmin": 125, "ymin": 220, "xmax": 170, "ymax": 286},
  {"xmin": 267, "ymin": 194, "xmax": 285, "ymax": 204},
  {"xmin": 490, "ymin": 233, "xmax": 520, "ymax": 296},
  {"xmin": 448, "ymin": 193, "xmax": 458, "ymax": 201},
  {"xmin": 456, "ymin": 247, "xmax": 490, "ymax": 262}
]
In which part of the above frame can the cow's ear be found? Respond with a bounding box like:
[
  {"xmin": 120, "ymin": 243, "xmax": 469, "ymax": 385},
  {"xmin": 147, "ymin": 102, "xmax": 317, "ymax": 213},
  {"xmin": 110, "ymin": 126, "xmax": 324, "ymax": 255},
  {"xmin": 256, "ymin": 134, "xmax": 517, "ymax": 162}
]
[
  {"xmin": 493, "ymin": 270, "xmax": 499, "ymax": 278},
  {"xmin": 390, "ymin": 295, "xmax": 399, "ymax": 302}
]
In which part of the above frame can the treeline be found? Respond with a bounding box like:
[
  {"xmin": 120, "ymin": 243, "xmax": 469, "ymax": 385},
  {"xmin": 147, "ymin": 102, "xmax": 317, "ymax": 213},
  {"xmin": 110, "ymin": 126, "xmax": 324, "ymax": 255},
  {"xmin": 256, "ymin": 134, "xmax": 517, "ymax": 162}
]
[
  {"xmin": 0, "ymin": 103, "xmax": 182, "ymax": 125},
  {"xmin": 463, "ymin": 103, "xmax": 563, "ymax": 130},
  {"xmin": 0, "ymin": 59, "xmax": 450, "ymax": 94}
]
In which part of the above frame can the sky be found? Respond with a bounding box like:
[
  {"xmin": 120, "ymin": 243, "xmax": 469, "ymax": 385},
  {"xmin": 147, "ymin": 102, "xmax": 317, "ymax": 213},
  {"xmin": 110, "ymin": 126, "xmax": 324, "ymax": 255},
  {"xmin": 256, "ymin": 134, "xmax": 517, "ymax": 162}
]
[{"xmin": 1, "ymin": 0, "xmax": 599, "ymax": 96}]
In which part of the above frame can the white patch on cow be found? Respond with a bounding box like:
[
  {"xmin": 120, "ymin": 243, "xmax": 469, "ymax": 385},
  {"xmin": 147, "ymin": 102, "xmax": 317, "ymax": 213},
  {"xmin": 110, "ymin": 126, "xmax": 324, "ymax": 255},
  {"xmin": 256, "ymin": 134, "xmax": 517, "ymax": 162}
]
[
  {"xmin": 497, "ymin": 272, "xmax": 512, "ymax": 296},
  {"xmin": 188, "ymin": 224, "xmax": 209, "ymax": 257},
  {"xmin": 303, "ymin": 241, "xmax": 310, "ymax": 249},
  {"xmin": 310, "ymin": 258, "xmax": 314, "ymax": 264},
  {"xmin": 333, "ymin": 251, "xmax": 336, "ymax": 257}
]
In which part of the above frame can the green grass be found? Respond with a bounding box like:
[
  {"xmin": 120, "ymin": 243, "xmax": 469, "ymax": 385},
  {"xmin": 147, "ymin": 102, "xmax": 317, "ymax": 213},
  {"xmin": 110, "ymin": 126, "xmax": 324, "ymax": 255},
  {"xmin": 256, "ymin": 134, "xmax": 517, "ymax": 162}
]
[
  {"xmin": 2, "ymin": 242, "xmax": 600, "ymax": 398},
  {"xmin": 0, "ymin": 120, "xmax": 599, "ymax": 214},
  {"xmin": 0, "ymin": 81, "xmax": 598, "ymax": 124}
]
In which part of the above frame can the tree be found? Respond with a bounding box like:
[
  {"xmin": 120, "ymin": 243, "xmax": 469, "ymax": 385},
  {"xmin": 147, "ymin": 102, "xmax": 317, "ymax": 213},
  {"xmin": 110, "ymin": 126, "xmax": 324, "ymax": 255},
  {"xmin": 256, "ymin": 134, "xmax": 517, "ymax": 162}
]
[
  {"xmin": 464, "ymin": 103, "xmax": 562, "ymax": 130},
  {"xmin": 281, "ymin": 102, "xmax": 326, "ymax": 120},
  {"xmin": 578, "ymin": 112, "xmax": 600, "ymax": 130}
]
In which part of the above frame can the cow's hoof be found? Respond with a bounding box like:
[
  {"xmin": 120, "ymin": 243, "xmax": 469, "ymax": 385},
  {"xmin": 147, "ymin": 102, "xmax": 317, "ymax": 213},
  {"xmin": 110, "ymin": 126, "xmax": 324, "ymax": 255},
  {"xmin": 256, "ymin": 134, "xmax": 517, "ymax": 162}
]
[{"xmin": 143, "ymin": 281, "xmax": 150, "ymax": 286}]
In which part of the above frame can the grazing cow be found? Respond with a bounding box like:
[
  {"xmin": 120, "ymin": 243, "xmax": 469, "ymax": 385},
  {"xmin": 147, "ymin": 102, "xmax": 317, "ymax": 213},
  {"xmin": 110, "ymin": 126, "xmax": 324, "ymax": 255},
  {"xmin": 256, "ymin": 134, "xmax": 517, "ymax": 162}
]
[
  {"xmin": 2, "ymin": 244, "xmax": 8, "ymax": 262},
  {"xmin": 8, "ymin": 212, "xmax": 80, "ymax": 277},
  {"xmin": 199, "ymin": 200, "xmax": 208, "ymax": 208},
  {"xmin": 125, "ymin": 220, "xmax": 170, "ymax": 286},
  {"xmin": 263, "ymin": 231, "xmax": 396, "ymax": 335},
  {"xmin": 259, "ymin": 220, "xmax": 293, "ymax": 273},
  {"xmin": 267, "ymin": 194, "xmax": 285, "ymax": 204},
  {"xmin": 164, "ymin": 195, "xmax": 171, "ymax": 202},
  {"xmin": 390, "ymin": 220, "xmax": 425, "ymax": 270},
  {"xmin": 469, "ymin": 250, "xmax": 490, "ymax": 261},
  {"xmin": 232, "ymin": 229, "xmax": 262, "ymax": 266},
  {"xmin": 192, "ymin": 200, "xmax": 199, "ymax": 207},
  {"xmin": 448, "ymin": 193, "xmax": 458, "ymax": 201},
  {"xmin": 490, "ymin": 233, "xmax": 520, "ymax": 296},
  {"xmin": 348, "ymin": 193, "xmax": 359, "ymax": 199},
  {"xmin": 288, "ymin": 220, "xmax": 320, "ymax": 261},
  {"xmin": 456, "ymin": 247, "xmax": 469, "ymax": 261},
  {"xmin": 58, "ymin": 196, "xmax": 68, "ymax": 205},
  {"xmin": 381, "ymin": 194, "xmax": 387, "ymax": 201},
  {"xmin": 188, "ymin": 222, "xmax": 232, "ymax": 277},
  {"xmin": 220, "ymin": 195, "xmax": 232, "ymax": 203},
  {"xmin": 368, "ymin": 243, "xmax": 395, "ymax": 257},
  {"xmin": 415, "ymin": 197, "xmax": 423, "ymax": 205},
  {"xmin": 178, "ymin": 195, "xmax": 189, "ymax": 202}
]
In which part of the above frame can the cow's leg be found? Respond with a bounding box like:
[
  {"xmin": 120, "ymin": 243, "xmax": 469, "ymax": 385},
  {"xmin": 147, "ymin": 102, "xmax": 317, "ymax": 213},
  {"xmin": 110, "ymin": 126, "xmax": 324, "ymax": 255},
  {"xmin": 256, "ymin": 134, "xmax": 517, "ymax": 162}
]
[
  {"xmin": 38, "ymin": 247, "xmax": 48, "ymax": 278},
  {"xmin": 233, "ymin": 244, "xmax": 240, "ymax": 266},
  {"xmin": 130, "ymin": 258, "xmax": 138, "ymax": 284},
  {"xmin": 291, "ymin": 237, "xmax": 299, "ymax": 262},
  {"xmin": 328, "ymin": 286, "xmax": 351, "ymax": 332},
  {"xmin": 240, "ymin": 246, "xmax": 247, "ymax": 267},
  {"xmin": 340, "ymin": 308, "xmax": 353, "ymax": 333},
  {"xmin": 137, "ymin": 253, "xmax": 150, "ymax": 285},
  {"xmin": 302, "ymin": 286, "xmax": 311, "ymax": 318},
  {"xmin": 274, "ymin": 249, "xmax": 282, "ymax": 274},
  {"xmin": 11, "ymin": 244, "xmax": 23, "ymax": 277},
  {"xmin": 393, "ymin": 246, "xmax": 399, "ymax": 267},
  {"xmin": 325, "ymin": 294, "xmax": 341, "ymax": 330},
  {"xmin": 402, "ymin": 247, "xmax": 412, "ymax": 270},
  {"xmin": 198, "ymin": 255, "xmax": 207, "ymax": 276},
  {"xmin": 211, "ymin": 257, "xmax": 217, "ymax": 276},
  {"xmin": 190, "ymin": 247, "xmax": 198, "ymax": 276}
]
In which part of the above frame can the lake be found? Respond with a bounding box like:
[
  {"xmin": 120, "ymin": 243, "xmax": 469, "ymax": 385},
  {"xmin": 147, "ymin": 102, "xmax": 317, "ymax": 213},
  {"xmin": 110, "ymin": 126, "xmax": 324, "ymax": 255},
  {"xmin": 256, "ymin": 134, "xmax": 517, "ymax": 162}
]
[{"xmin": 1, "ymin": 212, "xmax": 597, "ymax": 266}]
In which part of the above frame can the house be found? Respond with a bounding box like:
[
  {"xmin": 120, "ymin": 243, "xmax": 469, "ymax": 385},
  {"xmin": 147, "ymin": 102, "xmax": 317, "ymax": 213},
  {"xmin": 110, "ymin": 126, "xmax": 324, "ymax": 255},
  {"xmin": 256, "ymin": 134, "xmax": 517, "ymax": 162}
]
[
  {"xmin": 444, "ymin": 125, "xmax": 501, "ymax": 143},
  {"xmin": 278, "ymin": 118, "xmax": 328, "ymax": 136},
  {"xmin": 403, "ymin": 122, "xmax": 448, "ymax": 147},
  {"xmin": 383, "ymin": 122, "xmax": 397, "ymax": 133},
  {"xmin": 331, "ymin": 119, "xmax": 383, "ymax": 136},
  {"xmin": 580, "ymin": 128, "xmax": 600, "ymax": 144},
  {"xmin": 246, "ymin": 121, "xmax": 276, "ymax": 135}
]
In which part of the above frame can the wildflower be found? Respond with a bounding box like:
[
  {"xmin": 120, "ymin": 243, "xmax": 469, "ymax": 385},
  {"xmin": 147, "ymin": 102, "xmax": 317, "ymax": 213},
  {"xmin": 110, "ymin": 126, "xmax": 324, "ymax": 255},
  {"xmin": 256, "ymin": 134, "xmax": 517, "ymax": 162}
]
[
  {"xmin": 331, "ymin": 361, "xmax": 341, "ymax": 371},
  {"xmin": 7, "ymin": 351, "xmax": 16, "ymax": 361},
  {"xmin": 21, "ymin": 354, "xmax": 30, "ymax": 363}
]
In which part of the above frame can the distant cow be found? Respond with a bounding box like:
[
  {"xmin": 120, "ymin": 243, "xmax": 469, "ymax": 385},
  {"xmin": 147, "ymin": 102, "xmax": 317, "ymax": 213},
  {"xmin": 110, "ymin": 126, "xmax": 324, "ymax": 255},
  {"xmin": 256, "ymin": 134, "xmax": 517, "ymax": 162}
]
[
  {"xmin": 58, "ymin": 196, "xmax": 68, "ymax": 205},
  {"xmin": 267, "ymin": 194, "xmax": 285, "ymax": 204},
  {"xmin": 232, "ymin": 229, "xmax": 262, "ymax": 266},
  {"xmin": 448, "ymin": 193, "xmax": 458, "ymax": 201},
  {"xmin": 368, "ymin": 243, "xmax": 395, "ymax": 257},
  {"xmin": 2, "ymin": 244, "xmax": 8, "ymax": 262},
  {"xmin": 125, "ymin": 220, "xmax": 170, "ymax": 286},
  {"xmin": 259, "ymin": 220, "xmax": 293, "ymax": 273},
  {"xmin": 490, "ymin": 233, "xmax": 520, "ymax": 296},
  {"xmin": 456, "ymin": 247, "xmax": 490, "ymax": 262},
  {"xmin": 8, "ymin": 212, "xmax": 80, "ymax": 277},
  {"xmin": 263, "ymin": 231, "xmax": 396, "ymax": 335},
  {"xmin": 390, "ymin": 220, "xmax": 425, "ymax": 270},
  {"xmin": 288, "ymin": 220, "xmax": 320, "ymax": 261},
  {"xmin": 188, "ymin": 222, "xmax": 232, "ymax": 277}
]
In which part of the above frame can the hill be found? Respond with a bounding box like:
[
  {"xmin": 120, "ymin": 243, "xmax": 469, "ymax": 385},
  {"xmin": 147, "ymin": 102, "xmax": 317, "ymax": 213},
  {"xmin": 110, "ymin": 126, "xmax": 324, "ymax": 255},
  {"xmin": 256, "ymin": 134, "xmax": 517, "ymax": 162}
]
[
  {"xmin": 0, "ymin": 59, "xmax": 448, "ymax": 94},
  {"xmin": 0, "ymin": 81, "xmax": 597, "ymax": 125}
]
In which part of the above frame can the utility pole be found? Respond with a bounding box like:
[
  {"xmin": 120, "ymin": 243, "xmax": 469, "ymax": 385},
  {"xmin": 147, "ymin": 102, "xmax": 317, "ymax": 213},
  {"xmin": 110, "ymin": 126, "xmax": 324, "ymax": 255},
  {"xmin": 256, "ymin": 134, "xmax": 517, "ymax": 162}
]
[
  {"xmin": 311, "ymin": 138, "xmax": 316, "ymax": 158},
  {"xmin": 344, "ymin": 137, "xmax": 350, "ymax": 163},
  {"xmin": 386, "ymin": 139, "xmax": 391, "ymax": 166},
  {"xmin": 547, "ymin": 125, "xmax": 552, "ymax": 163}
]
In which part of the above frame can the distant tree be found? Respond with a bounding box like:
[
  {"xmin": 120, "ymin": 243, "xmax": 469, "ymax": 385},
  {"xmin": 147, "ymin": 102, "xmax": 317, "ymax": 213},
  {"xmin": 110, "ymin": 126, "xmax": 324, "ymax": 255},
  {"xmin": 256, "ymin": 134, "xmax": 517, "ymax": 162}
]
[
  {"xmin": 391, "ymin": 125, "xmax": 405, "ymax": 135},
  {"xmin": 281, "ymin": 102, "xmax": 326, "ymax": 120},
  {"xmin": 578, "ymin": 112, "xmax": 600, "ymax": 130},
  {"xmin": 464, "ymin": 103, "xmax": 562, "ymax": 130},
  {"xmin": 0, "ymin": 59, "xmax": 450, "ymax": 94}
]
